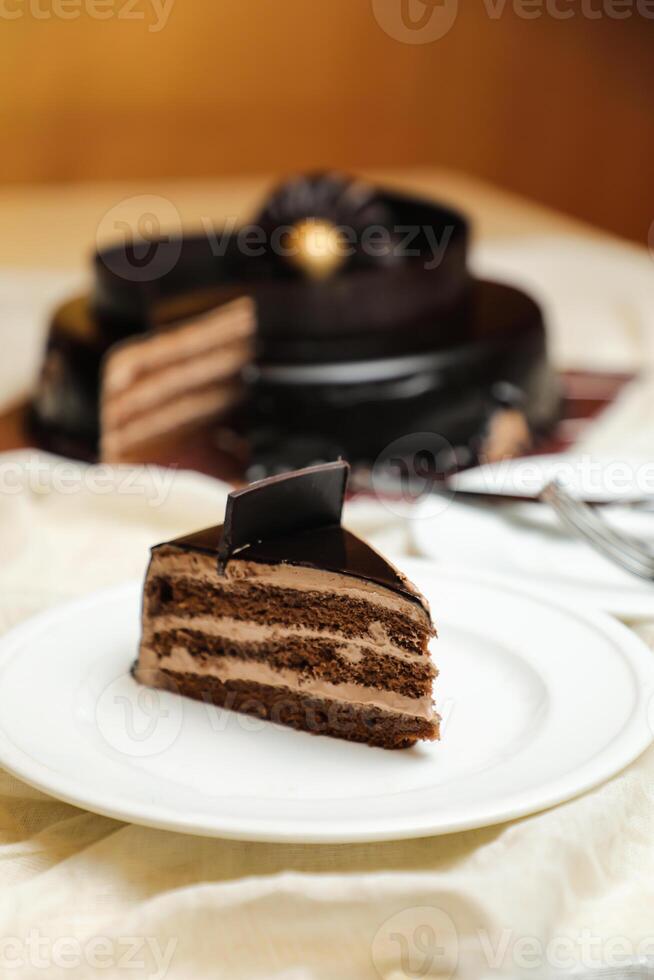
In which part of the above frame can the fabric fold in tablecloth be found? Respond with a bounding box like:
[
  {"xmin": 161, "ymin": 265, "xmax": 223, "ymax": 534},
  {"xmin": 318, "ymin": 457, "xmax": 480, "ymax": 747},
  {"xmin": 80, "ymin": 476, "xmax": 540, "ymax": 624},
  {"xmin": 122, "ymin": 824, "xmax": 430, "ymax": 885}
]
[{"xmin": 0, "ymin": 450, "xmax": 652, "ymax": 979}]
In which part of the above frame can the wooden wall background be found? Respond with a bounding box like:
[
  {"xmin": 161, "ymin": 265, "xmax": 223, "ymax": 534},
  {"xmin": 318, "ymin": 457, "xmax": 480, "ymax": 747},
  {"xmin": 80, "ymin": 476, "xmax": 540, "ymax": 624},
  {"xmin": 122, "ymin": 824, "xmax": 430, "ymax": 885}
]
[{"xmin": 1, "ymin": 0, "xmax": 653, "ymax": 242}]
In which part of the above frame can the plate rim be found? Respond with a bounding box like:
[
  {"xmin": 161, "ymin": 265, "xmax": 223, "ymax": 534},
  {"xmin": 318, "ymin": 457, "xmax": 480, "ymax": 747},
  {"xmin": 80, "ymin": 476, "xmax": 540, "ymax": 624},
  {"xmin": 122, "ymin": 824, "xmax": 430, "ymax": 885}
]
[{"xmin": 0, "ymin": 563, "xmax": 652, "ymax": 843}]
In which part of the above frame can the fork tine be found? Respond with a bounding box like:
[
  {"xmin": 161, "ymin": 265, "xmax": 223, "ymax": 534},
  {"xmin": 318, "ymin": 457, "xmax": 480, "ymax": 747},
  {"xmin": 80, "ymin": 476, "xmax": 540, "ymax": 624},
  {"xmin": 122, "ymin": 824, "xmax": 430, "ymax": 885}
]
[
  {"xmin": 543, "ymin": 484, "xmax": 654, "ymax": 578},
  {"xmin": 541, "ymin": 482, "xmax": 648, "ymax": 561},
  {"xmin": 562, "ymin": 515, "xmax": 653, "ymax": 578},
  {"xmin": 541, "ymin": 482, "xmax": 654, "ymax": 581},
  {"xmin": 548, "ymin": 503, "xmax": 654, "ymax": 579},
  {"xmin": 543, "ymin": 484, "xmax": 653, "ymax": 563}
]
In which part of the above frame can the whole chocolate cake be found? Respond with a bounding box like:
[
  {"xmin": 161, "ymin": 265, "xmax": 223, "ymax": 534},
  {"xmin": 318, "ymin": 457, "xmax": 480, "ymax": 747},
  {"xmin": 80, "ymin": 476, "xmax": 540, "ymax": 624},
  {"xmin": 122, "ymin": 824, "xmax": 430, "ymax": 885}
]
[{"xmin": 32, "ymin": 172, "xmax": 559, "ymax": 474}]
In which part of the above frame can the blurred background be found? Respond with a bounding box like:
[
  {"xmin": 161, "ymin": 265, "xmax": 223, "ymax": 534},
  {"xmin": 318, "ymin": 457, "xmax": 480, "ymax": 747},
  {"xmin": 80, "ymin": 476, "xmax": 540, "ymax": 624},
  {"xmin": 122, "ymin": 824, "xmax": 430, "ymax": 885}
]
[{"xmin": 1, "ymin": 0, "xmax": 653, "ymax": 243}]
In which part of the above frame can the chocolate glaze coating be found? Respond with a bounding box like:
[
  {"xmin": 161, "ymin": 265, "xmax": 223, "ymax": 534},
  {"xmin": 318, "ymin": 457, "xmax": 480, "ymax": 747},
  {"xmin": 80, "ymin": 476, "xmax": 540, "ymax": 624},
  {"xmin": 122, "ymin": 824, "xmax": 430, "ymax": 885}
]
[
  {"xmin": 248, "ymin": 279, "xmax": 559, "ymax": 473},
  {"xmin": 31, "ymin": 297, "xmax": 105, "ymax": 458},
  {"xmin": 160, "ymin": 460, "xmax": 429, "ymax": 611}
]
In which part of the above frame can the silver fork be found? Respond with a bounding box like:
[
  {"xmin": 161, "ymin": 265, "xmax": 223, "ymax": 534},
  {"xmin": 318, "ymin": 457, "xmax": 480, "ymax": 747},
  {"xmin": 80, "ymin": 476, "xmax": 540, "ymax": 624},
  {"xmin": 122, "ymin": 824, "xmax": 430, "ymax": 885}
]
[{"xmin": 540, "ymin": 480, "xmax": 654, "ymax": 581}]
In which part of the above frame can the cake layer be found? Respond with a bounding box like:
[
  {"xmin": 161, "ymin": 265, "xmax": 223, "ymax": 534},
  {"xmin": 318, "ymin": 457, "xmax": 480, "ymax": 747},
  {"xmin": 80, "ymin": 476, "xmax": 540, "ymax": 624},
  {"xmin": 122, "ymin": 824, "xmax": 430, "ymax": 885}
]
[
  {"xmin": 136, "ymin": 666, "xmax": 439, "ymax": 748},
  {"xmin": 137, "ymin": 644, "xmax": 434, "ymax": 720},
  {"xmin": 101, "ymin": 381, "xmax": 242, "ymax": 461},
  {"xmin": 99, "ymin": 296, "xmax": 254, "ymax": 462},
  {"xmin": 143, "ymin": 613, "xmax": 430, "ymax": 665},
  {"xmin": 103, "ymin": 339, "xmax": 250, "ymax": 428},
  {"xmin": 143, "ymin": 626, "xmax": 436, "ymax": 698},
  {"xmin": 103, "ymin": 297, "xmax": 253, "ymax": 396},
  {"xmin": 145, "ymin": 572, "xmax": 430, "ymax": 657},
  {"xmin": 148, "ymin": 546, "xmax": 432, "ymax": 631}
]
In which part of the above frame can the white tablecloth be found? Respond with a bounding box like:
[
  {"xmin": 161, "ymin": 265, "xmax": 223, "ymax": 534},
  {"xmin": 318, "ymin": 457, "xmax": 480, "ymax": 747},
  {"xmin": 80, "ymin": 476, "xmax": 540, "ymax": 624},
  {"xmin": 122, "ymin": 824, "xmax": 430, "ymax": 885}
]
[{"xmin": 0, "ymin": 235, "xmax": 653, "ymax": 979}]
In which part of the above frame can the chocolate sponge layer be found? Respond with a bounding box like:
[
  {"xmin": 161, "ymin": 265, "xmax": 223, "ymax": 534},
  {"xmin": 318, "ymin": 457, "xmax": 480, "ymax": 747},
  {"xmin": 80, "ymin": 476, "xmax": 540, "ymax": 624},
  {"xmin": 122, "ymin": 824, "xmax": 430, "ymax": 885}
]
[
  {"xmin": 152, "ymin": 668, "xmax": 440, "ymax": 749},
  {"xmin": 151, "ymin": 628, "xmax": 436, "ymax": 699},
  {"xmin": 145, "ymin": 575, "xmax": 432, "ymax": 656}
]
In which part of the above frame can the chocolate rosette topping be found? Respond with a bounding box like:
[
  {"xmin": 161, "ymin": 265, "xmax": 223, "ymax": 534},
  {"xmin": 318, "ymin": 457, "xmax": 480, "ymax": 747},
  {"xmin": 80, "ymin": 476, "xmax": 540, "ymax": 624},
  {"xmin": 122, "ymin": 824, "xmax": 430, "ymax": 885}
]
[{"xmin": 253, "ymin": 171, "xmax": 399, "ymax": 278}]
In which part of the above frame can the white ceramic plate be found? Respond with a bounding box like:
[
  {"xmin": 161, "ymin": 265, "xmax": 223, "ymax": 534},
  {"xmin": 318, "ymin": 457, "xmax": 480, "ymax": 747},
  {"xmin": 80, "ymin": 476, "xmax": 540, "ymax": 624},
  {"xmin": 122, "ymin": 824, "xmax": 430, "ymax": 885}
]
[
  {"xmin": 411, "ymin": 455, "xmax": 654, "ymax": 619},
  {"xmin": 0, "ymin": 561, "xmax": 652, "ymax": 843}
]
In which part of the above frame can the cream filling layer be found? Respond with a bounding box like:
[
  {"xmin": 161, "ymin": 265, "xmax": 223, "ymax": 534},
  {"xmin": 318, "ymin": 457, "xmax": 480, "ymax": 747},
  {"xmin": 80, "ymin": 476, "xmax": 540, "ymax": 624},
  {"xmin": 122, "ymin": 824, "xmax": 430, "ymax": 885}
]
[
  {"xmin": 142, "ymin": 614, "xmax": 435, "ymax": 670},
  {"xmin": 103, "ymin": 340, "xmax": 251, "ymax": 426},
  {"xmin": 103, "ymin": 299, "xmax": 254, "ymax": 394},
  {"xmin": 137, "ymin": 645, "xmax": 435, "ymax": 721}
]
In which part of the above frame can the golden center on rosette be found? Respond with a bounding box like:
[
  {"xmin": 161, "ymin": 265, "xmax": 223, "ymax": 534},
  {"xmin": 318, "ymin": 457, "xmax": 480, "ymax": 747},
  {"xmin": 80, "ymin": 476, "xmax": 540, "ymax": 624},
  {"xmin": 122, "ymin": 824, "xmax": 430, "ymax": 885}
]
[{"xmin": 285, "ymin": 219, "xmax": 348, "ymax": 280}]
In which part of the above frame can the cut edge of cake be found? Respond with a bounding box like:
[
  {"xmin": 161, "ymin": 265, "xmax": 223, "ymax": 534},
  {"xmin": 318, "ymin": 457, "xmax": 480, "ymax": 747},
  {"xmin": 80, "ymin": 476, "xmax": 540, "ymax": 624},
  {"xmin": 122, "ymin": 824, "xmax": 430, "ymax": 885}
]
[{"xmin": 100, "ymin": 295, "xmax": 254, "ymax": 463}]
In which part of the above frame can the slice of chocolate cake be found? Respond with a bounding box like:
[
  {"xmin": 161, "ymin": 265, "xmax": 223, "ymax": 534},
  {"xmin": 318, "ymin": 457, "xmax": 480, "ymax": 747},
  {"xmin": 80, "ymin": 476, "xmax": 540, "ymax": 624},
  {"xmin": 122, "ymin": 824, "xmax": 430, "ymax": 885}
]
[{"xmin": 135, "ymin": 462, "xmax": 438, "ymax": 748}]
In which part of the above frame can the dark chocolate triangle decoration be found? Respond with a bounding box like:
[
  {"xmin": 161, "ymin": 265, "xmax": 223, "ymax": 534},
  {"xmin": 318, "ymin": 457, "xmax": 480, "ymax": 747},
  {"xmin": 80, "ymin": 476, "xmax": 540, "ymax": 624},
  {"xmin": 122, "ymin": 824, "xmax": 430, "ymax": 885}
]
[{"xmin": 217, "ymin": 461, "xmax": 349, "ymax": 572}]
